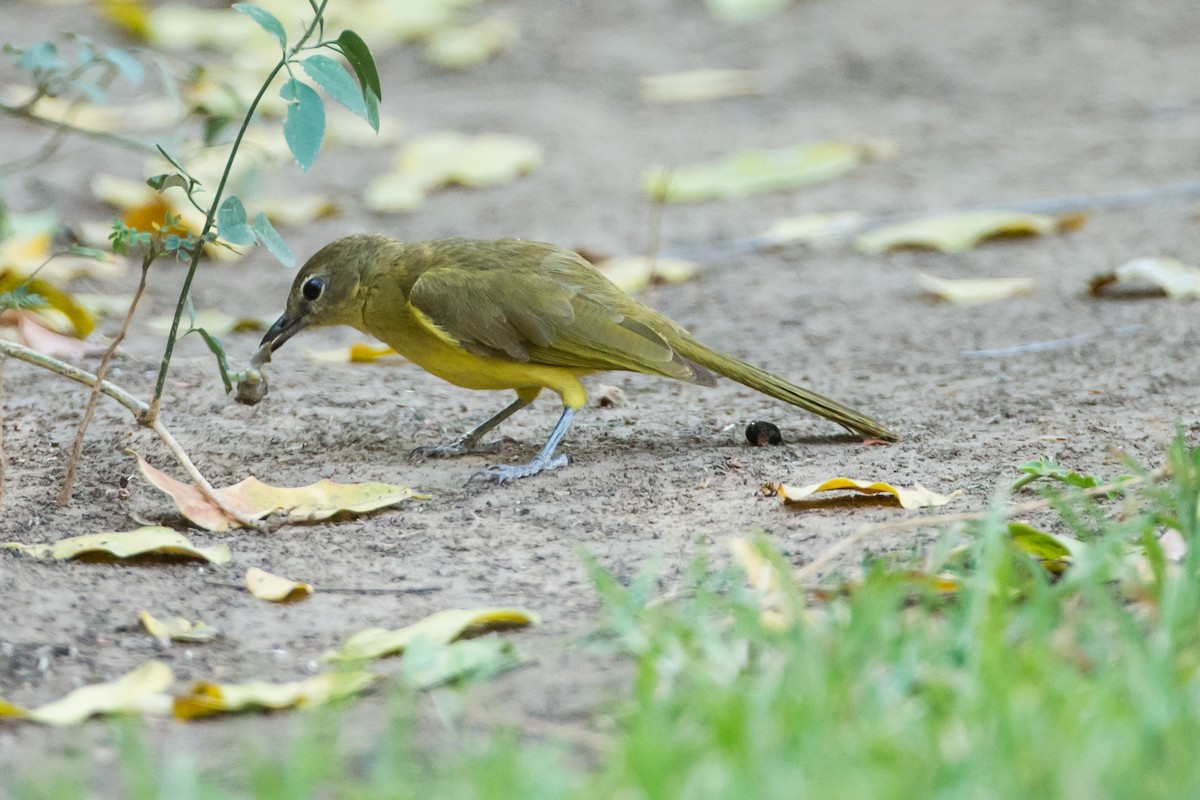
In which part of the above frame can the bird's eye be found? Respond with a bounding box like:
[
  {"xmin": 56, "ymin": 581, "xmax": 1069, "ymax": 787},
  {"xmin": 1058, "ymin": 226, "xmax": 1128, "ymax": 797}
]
[{"xmin": 302, "ymin": 277, "xmax": 325, "ymax": 302}]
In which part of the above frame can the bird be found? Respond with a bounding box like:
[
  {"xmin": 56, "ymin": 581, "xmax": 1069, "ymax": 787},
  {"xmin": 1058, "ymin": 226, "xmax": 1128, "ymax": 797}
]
[{"xmin": 260, "ymin": 235, "xmax": 896, "ymax": 483}]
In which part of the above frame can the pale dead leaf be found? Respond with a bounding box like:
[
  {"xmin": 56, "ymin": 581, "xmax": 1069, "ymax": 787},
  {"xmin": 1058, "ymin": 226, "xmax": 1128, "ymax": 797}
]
[
  {"xmin": 16, "ymin": 661, "xmax": 173, "ymax": 726},
  {"xmin": 425, "ymin": 15, "xmax": 518, "ymax": 69},
  {"xmin": 729, "ymin": 538, "xmax": 790, "ymax": 629},
  {"xmin": 324, "ymin": 607, "xmax": 539, "ymax": 663},
  {"xmin": 245, "ymin": 567, "xmax": 313, "ymax": 603},
  {"xmin": 139, "ymin": 610, "xmax": 219, "ymax": 642},
  {"xmin": 4, "ymin": 526, "xmax": 230, "ymax": 564},
  {"xmin": 1, "ymin": 312, "xmax": 104, "ymax": 360},
  {"xmin": 364, "ymin": 131, "xmax": 542, "ymax": 212},
  {"xmin": 643, "ymin": 140, "xmax": 884, "ymax": 202},
  {"xmin": 131, "ymin": 452, "xmax": 428, "ymax": 532},
  {"xmin": 917, "ymin": 273, "xmax": 1036, "ymax": 304},
  {"xmin": 773, "ymin": 478, "xmax": 959, "ymax": 510},
  {"xmin": 761, "ymin": 211, "xmax": 866, "ymax": 248},
  {"xmin": 1159, "ymin": 529, "xmax": 1187, "ymax": 563},
  {"xmin": 639, "ymin": 69, "xmax": 764, "ymax": 103},
  {"xmin": 147, "ymin": 310, "xmax": 275, "ymax": 336},
  {"xmin": 855, "ymin": 211, "xmax": 1085, "ymax": 254},
  {"xmin": 254, "ymin": 194, "xmax": 339, "ymax": 226},
  {"xmin": 1091, "ymin": 257, "xmax": 1200, "ymax": 299},
  {"xmin": 173, "ymin": 672, "xmax": 378, "ymax": 720},
  {"xmin": 594, "ymin": 384, "xmax": 627, "ymax": 408},
  {"xmin": 596, "ymin": 256, "xmax": 698, "ymax": 293}
]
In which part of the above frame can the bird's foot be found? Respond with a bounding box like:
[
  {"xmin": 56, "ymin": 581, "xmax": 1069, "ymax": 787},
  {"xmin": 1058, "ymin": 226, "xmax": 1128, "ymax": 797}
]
[
  {"xmin": 467, "ymin": 453, "xmax": 569, "ymax": 485},
  {"xmin": 410, "ymin": 437, "xmax": 509, "ymax": 460}
]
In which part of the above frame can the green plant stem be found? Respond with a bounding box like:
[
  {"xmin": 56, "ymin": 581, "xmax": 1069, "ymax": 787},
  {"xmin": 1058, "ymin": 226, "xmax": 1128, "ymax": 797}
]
[
  {"xmin": 146, "ymin": 0, "xmax": 330, "ymax": 422},
  {"xmin": 0, "ymin": 339, "xmax": 265, "ymax": 531}
]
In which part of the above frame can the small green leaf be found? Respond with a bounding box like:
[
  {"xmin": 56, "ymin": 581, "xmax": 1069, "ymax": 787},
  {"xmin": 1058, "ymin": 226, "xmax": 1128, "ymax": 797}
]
[
  {"xmin": 103, "ymin": 47, "xmax": 143, "ymax": 85},
  {"xmin": 216, "ymin": 196, "xmax": 255, "ymax": 246},
  {"xmin": 335, "ymin": 29, "xmax": 381, "ymax": 101},
  {"xmin": 1006, "ymin": 522, "xmax": 1083, "ymax": 575},
  {"xmin": 280, "ymin": 79, "xmax": 325, "ymax": 171},
  {"xmin": 1011, "ymin": 459, "xmax": 1101, "ymax": 491},
  {"xmin": 301, "ymin": 54, "xmax": 369, "ymax": 124},
  {"xmin": 19, "ymin": 42, "xmax": 61, "ymax": 74},
  {"xmin": 191, "ymin": 328, "xmax": 234, "ymax": 394},
  {"xmin": 364, "ymin": 88, "xmax": 379, "ymax": 132},
  {"xmin": 251, "ymin": 212, "xmax": 295, "ymax": 267},
  {"xmin": 233, "ymin": 3, "xmax": 287, "ymax": 50}
]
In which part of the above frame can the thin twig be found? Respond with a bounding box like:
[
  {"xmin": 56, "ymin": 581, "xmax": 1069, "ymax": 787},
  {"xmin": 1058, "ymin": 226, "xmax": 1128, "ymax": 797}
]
[
  {"xmin": 0, "ymin": 339, "xmax": 265, "ymax": 532},
  {"xmin": 794, "ymin": 465, "xmax": 1170, "ymax": 580},
  {"xmin": 59, "ymin": 255, "xmax": 152, "ymax": 504},
  {"xmin": 205, "ymin": 582, "xmax": 441, "ymax": 595},
  {"xmin": 962, "ymin": 324, "xmax": 1145, "ymax": 358},
  {"xmin": 0, "ymin": 103, "xmax": 160, "ymax": 157}
]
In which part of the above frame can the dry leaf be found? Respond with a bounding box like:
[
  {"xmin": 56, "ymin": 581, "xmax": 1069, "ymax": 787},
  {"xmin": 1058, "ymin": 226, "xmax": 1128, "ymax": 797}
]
[
  {"xmin": 917, "ymin": 272, "xmax": 1036, "ymax": 304},
  {"xmin": 425, "ymin": 16, "xmax": 518, "ymax": 69},
  {"xmin": 364, "ymin": 131, "xmax": 542, "ymax": 212},
  {"xmin": 245, "ymin": 567, "xmax": 313, "ymax": 603},
  {"xmin": 147, "ymin": 310, "xmax": 275, "ymax": 336},
  {"xmin": 254, "ymin": 194, "xmax": 339, "ymax": 226},
  {"xmin": 1, "ymin": 312, "xmax": 104, "ymax": 360},
  {"xmin": 596, "ymin": 256, "xmax": 698, "ymax": 293},
  {"xmin": 304, "ymin": 343, "xmax": 400, "ymax": 363},
  {"xmin": 173, "ymin": 672, "xmax": 378, "ymax": 720},
  {"xmin": 139, "ymin": 610, "xmax": 219, "ymax": 642},
  {"xmin": 1159, "ymin": 529, "xmax": 1188, "ymax": 563},
  {"xmin": 643, "ymin": 140, "xmax": 883, "ymax": 203},
  {"xmin": 131, "ymin": 452, "xmax": 427, "ymax": 532},
  {"xmin": 761, "ymin": 212, "xmax": 866, "ymax": 248},
  {"xmin": 855, "ymin": 211, "xmax": 1085, "ymax": 254},
  {"xmin": 1, "ymin": 267, "xmax": 97, "ymax": 337},
  {"xmin": 0, "ymin": 662, "xmax": 173, "ymax": 726},
  {"xmin": 4, "ymin": 526, "xmax": 231, "ymax": 564},
  {"xmin": 1007, "ymin": 522, "xmax": 1086, "ymax": 575},
  {"xmin": 1090, "ymin": 257, "xmax": 1200, "ymax": 299},
  {"xmin": 639, "ymin": 69, "xmax": 765, "ymax": 103},
  {"xmin": 324, "ymin": 607, "xmax": 539, "ymax": 663},
  {"xmin": 773, "ymin": 478, "xmax": 960, "ymax": 509},
  {"xmin": 729, "ymin": 538, "xmax": 791, "ymax": 629}
]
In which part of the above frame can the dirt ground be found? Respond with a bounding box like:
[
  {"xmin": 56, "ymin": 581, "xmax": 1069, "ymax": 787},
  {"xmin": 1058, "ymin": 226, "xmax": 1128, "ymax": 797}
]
[{"xmin": 4, "ymin": 0, "xmax": 1200, "ymax": 780}]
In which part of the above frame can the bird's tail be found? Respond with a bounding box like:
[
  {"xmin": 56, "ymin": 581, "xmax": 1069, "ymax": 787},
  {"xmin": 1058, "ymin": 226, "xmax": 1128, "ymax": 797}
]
[{"xmin": 674, "ymin": 340, "xmax": 898, "ymax": 441}]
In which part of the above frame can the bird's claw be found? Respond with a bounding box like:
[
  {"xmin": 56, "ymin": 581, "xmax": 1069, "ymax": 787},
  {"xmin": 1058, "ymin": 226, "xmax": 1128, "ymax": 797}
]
[{"xmin": 467, "ymin": 453, "xmax": 569, "ymax": 485}]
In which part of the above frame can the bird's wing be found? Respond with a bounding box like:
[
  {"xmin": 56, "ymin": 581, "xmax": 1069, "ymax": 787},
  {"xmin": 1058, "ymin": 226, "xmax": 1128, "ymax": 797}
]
[{"xmin": 407, "ymin": 248, "xmax": 712, "ymax": 383}]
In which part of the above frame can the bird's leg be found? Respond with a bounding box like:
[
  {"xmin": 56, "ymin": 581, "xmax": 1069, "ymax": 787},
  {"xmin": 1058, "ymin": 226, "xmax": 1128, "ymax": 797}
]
[
  {"xmin": 411, "ymin": 396, "xmax": 533, "ymax": 459},
  {"xmin": 469, "ymin": 406, "xmax": 576, "ymax": 484}
]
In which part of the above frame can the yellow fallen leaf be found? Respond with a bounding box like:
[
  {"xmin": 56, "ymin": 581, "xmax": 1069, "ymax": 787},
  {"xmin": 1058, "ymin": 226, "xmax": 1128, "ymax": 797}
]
[
  {"xmin": 1090, "ymin": 257, "xmax": 1200, "ymax": 299},
  {"xmin": 324, "ymin": 607, "xmax": 539, "ymax": 663},
  {"xmin": 643, "ymin": 140, "xmax": 881, "ymax": 203},
  {"xmin": 364, "ymin": 131, "xmax": 542, "ymax": 212},
  {"xmin": 25, "ymin": 662, "xmax": 172, "ymax": 726},
  {"xmin": 596, "ymin": 256, "xmax": 698, "ymax": 293},
  {"xmin": 1, "ymin": 265, "xmax": 96, "ymax": 336},
  {"xmin": 855, "ymin": 211, "xmax": 1085, "ymax": 254},
  {"xmin": 131, "ymin": 452, "xmax": 427, "ymax": 532},
  {"xmin": 245, "ymin": 567, "xmax": 313, "ymax": 603},
  {"xmin": 304, "ymin": 342, "xmax": 400, "ymax": 364},
  {"xmin": 173, "ymin": 672, "xmax": 377, "ymax": 720},
  {"xmin": 139, "ymin": 610, "xmax": 219, "ymax": 642},
  {"xmin": 254, "ymin": 194, "xmax": 339, "ymax": 226},
  {"xmin": 74, "ymin": 293, "xmax": 137, "ymax": 318},
  {"xmin": 639, "ymin": 69, "xmax": 765, "ymax": 103},
  {"xmin": 98, "ymin": 0, "xmax": 150, "ymax": 38},
  {"xmin": 729, "ymin": 538, "xmax": 791, "ymax": 630},
  {"xmin": 0, "ymin": 699, "xmax": 30, "ymax": 720},
  {"xmin": 147, "ymin": 310, "xmax": 275, "ymax": 336},
  {"xmin": 773, "ymin": 478, "xmax": 960, "ymax": 510},
  {"xmin": 761, "ymin": 211, "xmax": 866, "ymax": 248},
  {"xmin": 917, "ymin": 272, "xmax": 1036, "ymax": 305},
  {"xmin": 4, "ymin": 526, "xmax": 231, "ymax": 564},
  {"xmin": 425, "ymin": 15, "xmax": 518, "ymax": 69}
]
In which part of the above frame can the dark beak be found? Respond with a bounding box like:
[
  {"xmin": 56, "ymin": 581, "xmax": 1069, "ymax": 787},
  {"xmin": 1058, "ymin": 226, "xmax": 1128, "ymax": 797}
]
[{"xmin": 261, "ymin": 313, "xmax": 306, "ymax": 352}]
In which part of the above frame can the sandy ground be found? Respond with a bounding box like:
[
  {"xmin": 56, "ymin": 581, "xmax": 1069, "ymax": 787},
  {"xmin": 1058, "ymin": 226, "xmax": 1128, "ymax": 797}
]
[{"xmin": 4, "ymin": 0, "xmax": 1200, "ymax": 780}]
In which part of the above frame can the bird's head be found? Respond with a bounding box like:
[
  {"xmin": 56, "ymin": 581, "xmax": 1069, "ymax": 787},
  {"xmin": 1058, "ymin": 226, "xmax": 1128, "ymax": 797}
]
[{"xmin": 261, "ymin": 234, "xmax": 395, "ymax": 352}]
